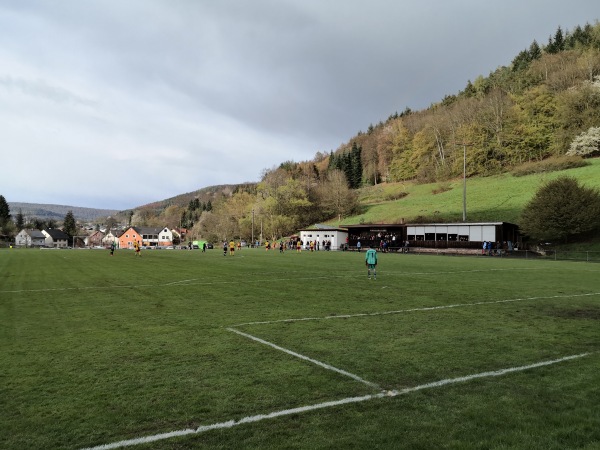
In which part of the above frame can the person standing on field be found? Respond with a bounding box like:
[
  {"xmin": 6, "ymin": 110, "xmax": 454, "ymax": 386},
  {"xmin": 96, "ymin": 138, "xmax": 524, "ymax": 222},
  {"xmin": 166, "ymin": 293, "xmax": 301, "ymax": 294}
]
[
  {"xmin": 133, "ymin": 240, "xmax": 141, "ymax": 257},
  {"xmin": 365, "ymin": 245, "xmax": 377, "ymax": 280}
]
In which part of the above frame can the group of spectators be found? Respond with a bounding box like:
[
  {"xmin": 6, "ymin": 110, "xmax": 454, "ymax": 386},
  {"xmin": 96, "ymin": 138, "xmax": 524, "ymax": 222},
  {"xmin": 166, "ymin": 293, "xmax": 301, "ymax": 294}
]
[
  {"xmin": 482, "ymin": 240, "xmax": 514, "ymax": 256},
  {"xmin": 351, "ymin": 232, "xmax": 406, "ymax": 253},
  {"xmin": 284, "ymin": 239, "xmax": 334, "ymax": 251}
]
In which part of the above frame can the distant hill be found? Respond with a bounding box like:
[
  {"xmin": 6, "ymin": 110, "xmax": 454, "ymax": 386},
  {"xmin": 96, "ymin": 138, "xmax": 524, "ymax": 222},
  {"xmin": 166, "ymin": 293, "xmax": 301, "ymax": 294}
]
[
  {"xmin": 9, "ymin": 202, "xmax": 118, "ymax": 222},
  {"xmin": 136, "ymin": 183, "xmax": 256, "ymax": 211}
]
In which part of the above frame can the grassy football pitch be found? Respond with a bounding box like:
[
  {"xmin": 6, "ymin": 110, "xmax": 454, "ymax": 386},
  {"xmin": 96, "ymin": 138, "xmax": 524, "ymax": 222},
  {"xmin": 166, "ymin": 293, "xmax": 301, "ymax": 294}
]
[{"xmin": 1, "ymin": 247, "xmax": 599, "ymax": 449}]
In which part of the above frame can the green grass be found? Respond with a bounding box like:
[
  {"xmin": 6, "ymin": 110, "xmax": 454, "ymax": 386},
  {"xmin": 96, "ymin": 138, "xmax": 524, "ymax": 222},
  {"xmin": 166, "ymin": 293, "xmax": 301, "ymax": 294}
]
[
  {"xmin": 344, "ymin": 158, "xmax": 600, "ymax": 225},
  {"xmin": 1, "ymin": 247, "xmax": 599, "ymax": 449}
]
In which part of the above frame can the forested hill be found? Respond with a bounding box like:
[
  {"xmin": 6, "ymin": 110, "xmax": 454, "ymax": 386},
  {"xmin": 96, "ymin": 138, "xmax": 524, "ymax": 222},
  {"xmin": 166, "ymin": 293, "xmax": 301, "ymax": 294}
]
[
  {"xmin": 136, "ymin": 183, "xmax": 256, "ymax": 211},
  {"xmin": 9, "ymin": 202, "xmax": 117, "ymax": 222},
  {"xmin": 326, "ymin": 22, "xmax": 600, "ymax": 186}
]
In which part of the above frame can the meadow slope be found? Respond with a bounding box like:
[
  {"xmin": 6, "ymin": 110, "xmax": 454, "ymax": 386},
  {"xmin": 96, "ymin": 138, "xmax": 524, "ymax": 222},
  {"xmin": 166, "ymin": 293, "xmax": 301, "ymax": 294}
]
[{"xmin": 339, "ymin": 158, "xmax": 600, "ymax": 226}]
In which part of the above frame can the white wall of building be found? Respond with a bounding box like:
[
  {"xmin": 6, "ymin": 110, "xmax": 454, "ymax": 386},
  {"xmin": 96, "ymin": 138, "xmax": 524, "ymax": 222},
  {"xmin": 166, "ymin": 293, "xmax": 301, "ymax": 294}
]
[{"xmin": 299, "ymin": 230, "xmax": 348, "ymax": 250}]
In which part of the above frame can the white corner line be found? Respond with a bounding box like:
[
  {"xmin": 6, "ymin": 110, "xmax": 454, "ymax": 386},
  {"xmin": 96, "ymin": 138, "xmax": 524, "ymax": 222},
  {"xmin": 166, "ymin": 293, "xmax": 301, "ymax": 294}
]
[
  {"xmin": 80, "ymin": 352, "xmax": 593, "ymax": 450},
  {"xmin": 226, "ymin": 327, "xmax": 381, "ymax": 390}
]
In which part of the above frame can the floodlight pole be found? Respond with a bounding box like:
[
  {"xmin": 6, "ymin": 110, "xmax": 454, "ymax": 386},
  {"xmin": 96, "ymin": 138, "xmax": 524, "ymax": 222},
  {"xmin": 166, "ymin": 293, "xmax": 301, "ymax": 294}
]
[
  {"xmin": 251, "ymin": 209, "xmax": 254, "ymax": 248},
  {"xmin": 455, "ymin": 142, "xmax": 474, "ymax": 222},
  {"xmin": 463, "ymin": 144, "xmax": 467, "ymax": 222}
]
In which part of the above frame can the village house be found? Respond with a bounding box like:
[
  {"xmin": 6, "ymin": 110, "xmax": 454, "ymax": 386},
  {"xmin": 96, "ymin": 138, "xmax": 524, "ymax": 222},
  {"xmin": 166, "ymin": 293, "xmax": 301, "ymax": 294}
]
[
  {"xmin": 41, "ymin": 228, "xmax": 70, "ymax": 248},
  {"xmin": 85, "ymin": 230, "xmax": 105, "ymax": 247},
  {"xmin": 102, "ymin": 229, "xmax": 123, "ymax": 247},
  {"xmin": 118, "ymin": 226, "xmax": 173, "ymax": 249},
  {"xmin": 15, "ymin": 229, "xmax": 47, "ymax": 247}
]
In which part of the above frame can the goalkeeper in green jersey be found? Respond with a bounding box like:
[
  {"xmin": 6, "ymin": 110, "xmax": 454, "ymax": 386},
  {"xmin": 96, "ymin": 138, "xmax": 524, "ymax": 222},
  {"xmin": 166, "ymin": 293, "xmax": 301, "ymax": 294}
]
[{"xmin": 365, "ymin": 246, "xmax": 378, "ymax": 280}]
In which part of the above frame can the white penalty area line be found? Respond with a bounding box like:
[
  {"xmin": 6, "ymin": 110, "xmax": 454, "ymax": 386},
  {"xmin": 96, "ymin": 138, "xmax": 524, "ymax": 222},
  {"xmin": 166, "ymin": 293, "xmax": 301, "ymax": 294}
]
[
  {"xmin": 226, "ymin": 327, "xmax": 381, "ymax": 390},
  {"xmin": 80, "ymin": 352, "xmax": 592, "ymax": 450},
  {"xmin": 231, "ymin": 291, "xmax": 600, "ymax": 327}
]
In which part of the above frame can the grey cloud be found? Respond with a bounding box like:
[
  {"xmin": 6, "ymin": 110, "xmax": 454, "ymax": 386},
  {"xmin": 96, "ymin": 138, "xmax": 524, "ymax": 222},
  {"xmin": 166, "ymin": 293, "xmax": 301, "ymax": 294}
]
[
  {"xmin": 0, "ymin": 0, "xmax": 598, "ymax": 209},
  {"xmin": 0, "ymin": 76, "xmax": 96, "ymax": 107}
]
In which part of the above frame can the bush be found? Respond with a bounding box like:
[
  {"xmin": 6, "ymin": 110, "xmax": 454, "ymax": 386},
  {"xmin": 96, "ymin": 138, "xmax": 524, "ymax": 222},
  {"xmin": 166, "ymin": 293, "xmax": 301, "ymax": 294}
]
[
  {"xmin": 511, "ymin": 156, "xmax": 589, "ymax": 177},
  {"xmin": 383, "ymin": 191, "xmax": 408, "ymax": 201},
  {"xmin": 432, "ymin": 182, "xmax": 452, "ymax": 195},
  {"xmin": 519, "ymin": 176, "xmax": 600, "ymax": 243}
]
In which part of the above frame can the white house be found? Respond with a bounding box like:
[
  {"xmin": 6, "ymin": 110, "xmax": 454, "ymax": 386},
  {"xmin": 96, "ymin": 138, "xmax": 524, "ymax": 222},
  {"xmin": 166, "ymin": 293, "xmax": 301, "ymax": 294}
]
[
  {"xmin": 102, "ymin": 229, "xmax": 123, "ymax": 247},
  {"xmin": 15, "ymin": 229, "xmax": 47, "ymax": 247},
  {"xmin": 158, "ymin": 226, "xmax": 174, "ymax": 246},
  {"xmin": 41, "ymin": 229, "xmax": 69, "ymax": 248},
  {"xmin": 298, "ymin": 226, "xmax": 348, "ymax": 250}
]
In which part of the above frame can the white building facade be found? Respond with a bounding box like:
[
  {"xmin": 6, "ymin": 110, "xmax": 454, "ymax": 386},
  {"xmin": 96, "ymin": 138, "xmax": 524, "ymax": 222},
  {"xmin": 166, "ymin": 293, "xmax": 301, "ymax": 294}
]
[
  {"xmin": 299, "ymin": 227, "xmax": 348, "ymax": 250},
  {"xmin": 15, "ymin": 229, "xmax": 46, "ymax": 247}
]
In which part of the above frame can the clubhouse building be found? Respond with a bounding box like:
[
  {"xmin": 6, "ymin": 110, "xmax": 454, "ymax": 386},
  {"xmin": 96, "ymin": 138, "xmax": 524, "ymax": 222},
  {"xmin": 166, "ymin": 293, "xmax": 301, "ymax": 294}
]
[{"xmin": 342, "ymin": 222, "xmax": 521, "ymax": 252}]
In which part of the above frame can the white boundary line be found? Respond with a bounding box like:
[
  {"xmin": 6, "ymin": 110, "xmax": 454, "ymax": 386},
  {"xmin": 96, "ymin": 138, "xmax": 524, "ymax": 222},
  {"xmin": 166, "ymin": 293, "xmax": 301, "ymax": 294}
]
[
  {"xmin": 81, "ymin": 352, "xmax": 592, "ymax": 450},
  {"xmin": 226, "ymin": 328, "xmax": 381, "ymax": 390},
  {"xmin": 231, "ymin": 291, "xmax": 600, "ymax": 327}
]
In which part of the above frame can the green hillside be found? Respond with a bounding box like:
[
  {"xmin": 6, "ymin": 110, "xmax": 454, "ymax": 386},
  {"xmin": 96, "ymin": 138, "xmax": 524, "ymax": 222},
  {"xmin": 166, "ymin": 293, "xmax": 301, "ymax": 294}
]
[{"xmin": 338, "ymin": 158, "xmax": 600, "ymax": 226}]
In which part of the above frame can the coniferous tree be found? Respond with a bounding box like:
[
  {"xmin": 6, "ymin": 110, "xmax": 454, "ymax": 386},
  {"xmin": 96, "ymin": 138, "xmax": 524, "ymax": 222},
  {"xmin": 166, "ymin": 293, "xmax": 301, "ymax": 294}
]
[
  {"xmin": 16, "ymin": 209, "xmax": 24, "ymax": 230},
  {"xmin": 566, "ymin": 25, "xmax": 586, "ymax": 48},
  {"xmin": 529, "ymin": 40, "xmax": 542, "ymax": 59},
  {"xmin": 33, "ymin": 218, "xmax": 45, "ymax": 230},
  {"xmin": 340, "ymin": 151, "xmax": 352, "ymax": 186},
  {"xmin": 63, "ymin": 211, "xmax": 77, "ymax": 237},
  {"xmin": 462, "ymin": 80, "xmax": 477, "ymax": 97},
  {"xmin": 327, "ymin": 151, "xmax": 340, "ymax": 171},
  {"xmin": 349, "ymin": 142, "xmax": 363, "ymax": 189},
  {"xmin": 553, "ymin": 26, "xmax": 565, "ymax": 52},
  {"xmin": 0, "ymin": 195, "xmax": 10, "ymax": 228},
  {"xmin": 546, "ymin": 26, "xmax": 565, "ymax": 54},
  {"xmin": 180, "ymin": 211, "xmax": 189, "ymax": 228}
]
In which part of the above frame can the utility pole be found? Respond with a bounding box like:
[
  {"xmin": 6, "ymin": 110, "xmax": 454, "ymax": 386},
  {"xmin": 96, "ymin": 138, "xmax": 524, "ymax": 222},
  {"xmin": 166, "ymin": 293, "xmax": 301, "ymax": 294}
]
[
  {"xmin": 463, "ymin": 143, "xmax": 467, "ymax": 222},
  {"xmin": 455, "ymin": 142, "xmax": 474, "ymax": 222}
]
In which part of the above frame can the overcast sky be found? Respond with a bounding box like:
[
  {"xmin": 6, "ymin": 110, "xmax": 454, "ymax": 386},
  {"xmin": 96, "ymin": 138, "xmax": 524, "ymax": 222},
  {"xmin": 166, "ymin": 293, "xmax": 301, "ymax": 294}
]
[{"xmin": 1, "ymin": 1, "xmax": 598, "ymax": 210}]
